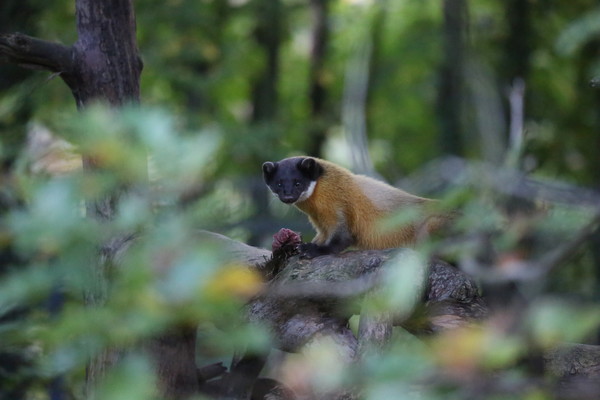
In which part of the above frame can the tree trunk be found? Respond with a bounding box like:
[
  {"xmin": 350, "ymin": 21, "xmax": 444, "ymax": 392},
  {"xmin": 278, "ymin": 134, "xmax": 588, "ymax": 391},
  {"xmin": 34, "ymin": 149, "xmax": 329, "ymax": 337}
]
[
  {"xmin": 147, "ymin": 327, "xmax": 200, "ymax": 399},
  {"xmin": 70, "ymin": 0, "xmax": 141, "ymax": 108},
  {"xmin": 306, "ymin": 0, "xmax": 331, "ymax": 157},
  {"xmin": 502, "ymin": 0, "xmax": 532, "ymax": 86},
  {"xmin": 501, "ymin": 0, "xmax": 532, "ymax": 164},
  {"xmin": 250, "ymin": 0, "xmax": 281, "ymax": 124},
  {"xmin": 577, "ymin": 39, "xmax": 600, "ymax": 345},
  {"xmin": 0, "ymin": 0, "xmax": 38, "ymax": 168},
  {"xmin": 247, "ymin": 0, "xmax": 283, "ymax": 247},
  {"xmin": 72, "ymin": 0, "xmax": 143, "ymax": 394},
  {"xmin": 436, "ymin": 0, "xmax": 467, "ymax": 156},
  {"xmin": 1, "ymin": 0, "xmax": 142, "ymax": 395}
]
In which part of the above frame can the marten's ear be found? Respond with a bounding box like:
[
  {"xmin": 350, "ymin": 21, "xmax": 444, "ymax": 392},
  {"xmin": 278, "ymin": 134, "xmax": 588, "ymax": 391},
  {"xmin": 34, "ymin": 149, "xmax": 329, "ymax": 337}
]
[
  {"xmin": 262, "ymin": 161, "xmax": 277, "ymax": 181},
  {"xmin": 299, "ymin": 157, "xmax": 323, "ymax": 181}
]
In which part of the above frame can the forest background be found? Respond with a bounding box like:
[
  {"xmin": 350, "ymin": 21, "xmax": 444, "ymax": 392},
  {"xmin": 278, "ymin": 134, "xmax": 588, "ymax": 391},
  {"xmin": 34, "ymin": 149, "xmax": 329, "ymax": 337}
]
[{"xmin": 1, "ymin": 0, "xmax": 600, "ymax": 399}]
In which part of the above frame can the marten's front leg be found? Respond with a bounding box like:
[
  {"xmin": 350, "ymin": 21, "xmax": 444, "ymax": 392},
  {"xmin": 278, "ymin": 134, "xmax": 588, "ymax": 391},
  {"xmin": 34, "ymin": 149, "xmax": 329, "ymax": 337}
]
[{"xmin": 299, "ymin": 225, "xmax": 354, "ymax": 259}]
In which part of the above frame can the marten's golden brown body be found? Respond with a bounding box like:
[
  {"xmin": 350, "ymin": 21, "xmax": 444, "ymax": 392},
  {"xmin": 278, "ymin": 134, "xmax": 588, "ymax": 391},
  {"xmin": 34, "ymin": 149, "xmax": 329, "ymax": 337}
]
[{"xmin": 263, "ymin": 156, "xmax": 448, "ymax": 257}]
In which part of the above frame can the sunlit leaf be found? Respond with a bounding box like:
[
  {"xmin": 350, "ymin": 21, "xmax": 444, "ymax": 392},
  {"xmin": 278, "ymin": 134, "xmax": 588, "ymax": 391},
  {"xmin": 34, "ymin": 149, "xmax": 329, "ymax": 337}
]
[
  {"xmin": 203, "ymin": 263, "xmax": 263, "ymax": 301},
  {"xmin": 527, "ymin": 299, "xmax": 600, "ymax": 347},
  {"xmin": 380, "ymin": 249, "xmax": 427, "ymax": 319}
]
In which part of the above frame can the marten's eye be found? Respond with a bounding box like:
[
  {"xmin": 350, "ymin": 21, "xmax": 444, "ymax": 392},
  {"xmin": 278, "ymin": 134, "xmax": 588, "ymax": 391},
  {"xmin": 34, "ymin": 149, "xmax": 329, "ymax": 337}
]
[
  {"xmin": 277, "ymin": 182, "xmax": 283, "ymax": 188},
  {"xmin": 294, "ymin": 181, "xmax": 301, "ymax": 187}
]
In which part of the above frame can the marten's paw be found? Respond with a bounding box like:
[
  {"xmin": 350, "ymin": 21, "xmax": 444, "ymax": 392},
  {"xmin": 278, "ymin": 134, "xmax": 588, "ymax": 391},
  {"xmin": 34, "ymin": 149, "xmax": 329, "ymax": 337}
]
[{"xmin": 298, "ymin": 242, "xmax": 325, "ymax": 259}]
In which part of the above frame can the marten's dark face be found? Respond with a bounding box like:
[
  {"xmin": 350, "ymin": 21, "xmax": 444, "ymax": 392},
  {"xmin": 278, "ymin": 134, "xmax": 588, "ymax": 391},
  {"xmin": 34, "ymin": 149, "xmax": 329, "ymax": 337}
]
[{"xmin": 262, "ymin": 157, "xmax": 323, "ymax": 204}]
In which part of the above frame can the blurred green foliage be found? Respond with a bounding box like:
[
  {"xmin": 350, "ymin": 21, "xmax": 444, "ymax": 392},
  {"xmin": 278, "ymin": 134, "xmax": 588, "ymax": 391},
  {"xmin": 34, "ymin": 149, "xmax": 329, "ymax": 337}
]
[
  {"xmin": 2, "ymin": 0, "xmax": 600, "ymax": 399},
  {"xmin": 7, "ymin": 0, "xmax": 599, "ymax": 181},
  {"xmin": 1, "ymin": 105, "xmax": 270, "ymax": 399}
]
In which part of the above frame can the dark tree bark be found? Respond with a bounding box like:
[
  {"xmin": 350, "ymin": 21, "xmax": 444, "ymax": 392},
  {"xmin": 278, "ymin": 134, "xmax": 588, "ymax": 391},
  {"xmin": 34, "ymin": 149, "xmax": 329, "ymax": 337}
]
[
  {"xmin": 306, "ymin": 0, "xmax": 331, "ymax": 157},
  {"xmin": 576, "ymin": 38, "xmax": 600, "ymax": 345},
  {"xmin": 246, "ymin": 0, "xmax": 284, "ymax": 247},
  {"xmin": 0, "ymin": 4, "xmax": 142, "ymax": 109},
  {"xmin": 250, "ymin": 0, "xmax": 281, "ymax": 123},
  {"xmin": 221, "ymin": 355, "xmax": 269, "ymax": 400},
  {"xmin": 147, "ymin": 328, "xmax": 200, "ymax": 399},
  {"xmin": 0, "ymin": 1, "xmax": 143, "ymax": 218},
  {"xmin": 501, "ymin": 0, "xmax": 532, "ymax": 167},
  {"xmin": 436, "ymin": 0, "xmax": 468, "ymax": 156},
  {"xmin": 502, "ymin": 0, "xmax": 532, "ymax": 86},
  {"xmin": 0, "ymin": 0, "xmax": 38, "ymax": 167},
  {"xmin": 545, "ymin": 343, "xmax": 600, "ymax": 399},
  {"xmin": 70, "ymin": 0, "xmax": 142, "ymax": 108},
  {"xmin": 179, "ymin": 1, "xmax": 230, "ymax": 114}
]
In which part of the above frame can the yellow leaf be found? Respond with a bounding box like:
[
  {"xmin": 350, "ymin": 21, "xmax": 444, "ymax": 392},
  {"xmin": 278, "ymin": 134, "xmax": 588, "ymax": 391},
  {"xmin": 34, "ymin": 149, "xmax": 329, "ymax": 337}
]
[{"xmin": 204, "ymin": 264, "xmax": 263, "ymax": 300}]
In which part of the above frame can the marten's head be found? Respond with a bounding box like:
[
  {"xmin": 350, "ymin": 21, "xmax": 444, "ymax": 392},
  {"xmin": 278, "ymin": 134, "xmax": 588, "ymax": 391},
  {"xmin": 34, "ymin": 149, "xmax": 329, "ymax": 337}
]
[{"xmin": 262, "ymin": 157, "xmax": 324, "ymax": 204}]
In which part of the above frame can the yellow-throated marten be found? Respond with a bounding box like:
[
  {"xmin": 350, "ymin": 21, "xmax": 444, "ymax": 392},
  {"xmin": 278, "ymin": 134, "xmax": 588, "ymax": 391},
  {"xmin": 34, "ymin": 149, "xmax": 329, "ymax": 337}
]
[{"xmin": 262, "ymin": 156, "xmax": 450, "ymax": 258}]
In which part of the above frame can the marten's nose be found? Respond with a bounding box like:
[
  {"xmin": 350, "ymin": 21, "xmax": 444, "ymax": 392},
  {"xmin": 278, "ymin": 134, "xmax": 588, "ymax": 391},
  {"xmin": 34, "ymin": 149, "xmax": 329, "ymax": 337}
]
[{"xmin": 280, "ymin": 194, "xmax": 296, "ymax": 204}]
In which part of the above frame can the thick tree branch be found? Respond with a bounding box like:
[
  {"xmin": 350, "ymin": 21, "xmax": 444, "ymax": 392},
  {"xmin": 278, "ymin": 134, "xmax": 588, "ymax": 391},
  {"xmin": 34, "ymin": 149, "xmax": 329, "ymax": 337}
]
[
  {"xmin": 204, "ymin": 233, "xmax": 600, "ymax": 373},
  {"xmin": 191, "ymin": 233, "xmax": 486, "ymax": 399},
  {"xmin": 545, "ymin": 343, "xmax": 600, "ymax": 378},
  {"xmin": 0, "ymin": 32, "xmax": 73, "ymax": 72},
  {"xmin": 212, "ymin": 239, "xmax": 487, "ymax": 351},
  {"xmin": 545, "ymin": 344, "xmax": 600, "ymax": 399},
  {"xmin": 358, "ymin": 292, "xmax": 393, "ymax": 355}
]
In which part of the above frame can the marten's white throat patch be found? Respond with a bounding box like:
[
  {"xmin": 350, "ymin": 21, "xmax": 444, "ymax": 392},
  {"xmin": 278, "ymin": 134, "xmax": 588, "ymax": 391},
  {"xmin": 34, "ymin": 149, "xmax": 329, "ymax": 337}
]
[{"xmin": 296, "ymin": 181, "xmax": 316, "ymax": 203}]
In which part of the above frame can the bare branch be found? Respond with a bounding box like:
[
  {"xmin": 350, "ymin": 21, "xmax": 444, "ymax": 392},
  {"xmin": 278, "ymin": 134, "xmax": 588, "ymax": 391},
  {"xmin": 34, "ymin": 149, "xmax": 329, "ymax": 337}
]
[
  {"xmin": 456, "ymin": 204, "xmax": 600, "ymax": 283},
  {"xmin": 508, "ymin": 78, "xmax": 526, "ymax": 153},
  {"xmin": 0, "ymin": 32, "xmax": 73, "ymax": 73},
  {"xmin": 402, "ymin": 157, "xmax": 600, "ymax": 208},
  {"xmin": 537, "ymin": 210, "xmax": 600, "ymax": 276}
]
